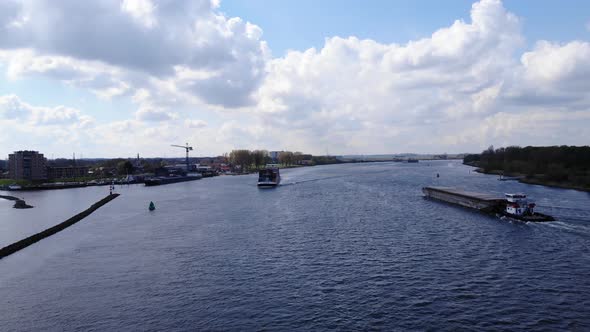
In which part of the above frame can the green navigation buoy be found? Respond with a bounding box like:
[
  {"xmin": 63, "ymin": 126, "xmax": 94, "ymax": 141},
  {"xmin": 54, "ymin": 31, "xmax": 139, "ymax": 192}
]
[{"xmin": 149, "ymin": 201, "xmax": 155, "ymax": 211}]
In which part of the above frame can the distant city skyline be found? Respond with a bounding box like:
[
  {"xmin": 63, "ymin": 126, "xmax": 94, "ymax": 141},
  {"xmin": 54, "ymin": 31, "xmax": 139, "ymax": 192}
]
[{"xmin": 1, "ymin": 0, "xmax": 589, "ymax": 158}]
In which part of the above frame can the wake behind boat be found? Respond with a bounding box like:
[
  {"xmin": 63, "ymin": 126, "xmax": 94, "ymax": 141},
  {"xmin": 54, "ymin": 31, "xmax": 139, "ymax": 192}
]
[{"xmin": 258, "ymin": 165, "xmax": 280, "ymax": 188}]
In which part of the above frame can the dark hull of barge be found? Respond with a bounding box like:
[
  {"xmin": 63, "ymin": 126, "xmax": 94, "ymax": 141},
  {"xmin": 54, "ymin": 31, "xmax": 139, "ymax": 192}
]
[
  {"xmin": 500, "ymin": 212, "xmax": 554, "ymax": 222},
  {"xmin": 422, "ymin": 186, "xmax": 505, "ymax": 213}
]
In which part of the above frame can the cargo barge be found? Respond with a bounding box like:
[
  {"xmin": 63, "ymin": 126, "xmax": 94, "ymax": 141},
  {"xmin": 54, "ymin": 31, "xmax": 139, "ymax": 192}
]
[
  {"xmin": 422, "ymin": 186, "xmax": 554, "ymax": 221},
  {"xmin": 144, "ymin": 174, "xmax": 202, "ymax": 186},
  {"xmin": 257, "ymin": 166, "xmax": 280, "ymax": 188}
]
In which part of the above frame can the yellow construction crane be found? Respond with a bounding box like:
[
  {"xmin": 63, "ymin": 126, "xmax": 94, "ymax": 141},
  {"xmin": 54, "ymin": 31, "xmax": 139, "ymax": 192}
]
[{"xmin": 171, "ymin": 143, "xmax": 193, "ymax": 172}]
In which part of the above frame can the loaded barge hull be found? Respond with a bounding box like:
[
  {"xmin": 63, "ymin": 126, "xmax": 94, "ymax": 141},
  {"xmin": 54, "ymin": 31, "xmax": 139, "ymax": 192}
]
[{"xmin": 422, "ymin": 186, "xmax": 505, "ymax": 213}]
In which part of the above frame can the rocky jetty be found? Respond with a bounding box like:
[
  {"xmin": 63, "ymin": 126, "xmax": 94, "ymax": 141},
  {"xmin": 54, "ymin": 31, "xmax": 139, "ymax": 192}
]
[
  {"xmin": 13, "ymin": 199, "xmax": 33, "ymax": 209},
  {"xmin": 0, "ymin": 195, "xmax": 33, "ymax": 209}
]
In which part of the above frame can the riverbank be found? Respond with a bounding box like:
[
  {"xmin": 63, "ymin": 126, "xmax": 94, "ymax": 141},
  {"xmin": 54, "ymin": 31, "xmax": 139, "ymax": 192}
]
[{"xmin": 466, "ymin": 163, "xmax": 590, "ymax": 192}]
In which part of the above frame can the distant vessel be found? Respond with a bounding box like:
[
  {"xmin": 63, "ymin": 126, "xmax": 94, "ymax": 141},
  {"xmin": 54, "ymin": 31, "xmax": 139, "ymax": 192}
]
[
  {"xmin": 149, "ymin": 201, "xmax": 155, "ymax": 211},
  {"xmin": 258, "ymin": 166, "xmax": 280, "ymax": 187},
  {"xmin": 145, "ymin": 174, "xmax": 202, "ymax": 186},
  {"xmin": 407, "ymin": 159, "xmax": 419, "ymax": 163},
  {"xmin": 502, "ymin": 193, "xmax": 554, "ymax": 221},
  {"xmin": 8, "ymin": 184, "xmax": 22, "ymax": 190}
]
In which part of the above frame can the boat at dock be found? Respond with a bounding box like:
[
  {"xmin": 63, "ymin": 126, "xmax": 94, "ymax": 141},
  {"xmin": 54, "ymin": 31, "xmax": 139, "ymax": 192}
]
[
  {"xmin": 144, "ymin": 174, "xmax": 202, "ymax": 186},
  {"xmin": 422, "ymin": 186, "xmax": 554, "ymax": 221},
  {"xmin": 258, "ymin": 166, "xmax": 280, "ymax": 187}
]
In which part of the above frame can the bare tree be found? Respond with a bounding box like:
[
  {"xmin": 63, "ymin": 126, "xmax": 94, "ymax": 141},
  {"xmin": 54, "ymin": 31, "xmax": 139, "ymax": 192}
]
[
  {"xmin": 252, "ymin": 150, "xmax": 267, "ymax": 169},
  {"xmin": 279, "ymin": 151, "xmax": 294, "ymax": 166},
  {"xmin": 229, "ymin": 150, "xmax": 253, "ymax": 172}
]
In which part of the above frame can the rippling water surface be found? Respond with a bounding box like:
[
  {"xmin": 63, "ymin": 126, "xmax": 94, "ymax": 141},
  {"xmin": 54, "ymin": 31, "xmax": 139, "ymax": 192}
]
[{"xmin": 1, "ymin": 161, "xmax": 589, "ymax": 331}]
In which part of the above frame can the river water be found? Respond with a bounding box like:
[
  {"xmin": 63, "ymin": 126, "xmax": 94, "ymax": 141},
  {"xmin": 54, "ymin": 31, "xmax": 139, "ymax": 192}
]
[{"xmin": 1, "ymin": 161, "xmax": 589, "ymax": 331}]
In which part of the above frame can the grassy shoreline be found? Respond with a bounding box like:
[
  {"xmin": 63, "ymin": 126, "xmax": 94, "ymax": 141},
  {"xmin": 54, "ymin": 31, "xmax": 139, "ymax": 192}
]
[{"xmin": 466, "ymin": 164, "xmax": 590, "ymax": 192}]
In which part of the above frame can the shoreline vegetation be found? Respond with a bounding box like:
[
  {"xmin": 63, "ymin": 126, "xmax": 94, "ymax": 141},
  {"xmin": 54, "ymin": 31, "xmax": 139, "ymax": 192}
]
[{"xmin": 464, "ymin": 145, "xmax": 590, "ymax": 192}]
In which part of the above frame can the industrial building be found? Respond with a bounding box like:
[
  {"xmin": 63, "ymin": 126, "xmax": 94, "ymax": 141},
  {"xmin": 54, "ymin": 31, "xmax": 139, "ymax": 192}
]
[{"xmin": 46, "ymin": 166, "xmax": 90, "ymax": 180}]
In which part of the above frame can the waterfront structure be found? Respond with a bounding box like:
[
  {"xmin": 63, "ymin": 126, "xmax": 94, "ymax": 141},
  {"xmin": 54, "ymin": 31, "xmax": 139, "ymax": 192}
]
[
  {"xmin": 269, "ymin": 151, "xmax": 283, "ymax": 162},
  {"xmin": 46, "ymin": 166, "xmax": 90, "ymax": 180},
  {"xmin": 0, "ymin": 159, "xmax": 7, "ymax": 172},
  {"xmin": 8, "ymin": 151, "xmax": 47, "ymax": 180},
  {"xmin": 297, "ymin": 154, "xmax": 313, "ymax": 165}
]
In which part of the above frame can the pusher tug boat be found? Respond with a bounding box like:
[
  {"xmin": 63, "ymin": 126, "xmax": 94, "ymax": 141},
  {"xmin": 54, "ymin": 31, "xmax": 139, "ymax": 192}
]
[{"xmin": 501, "ymin": 193, "xmax": 554, "ymax": 222}]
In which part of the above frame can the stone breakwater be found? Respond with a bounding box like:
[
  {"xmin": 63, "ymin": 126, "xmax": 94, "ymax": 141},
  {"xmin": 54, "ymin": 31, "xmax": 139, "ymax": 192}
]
[
  {"xmin": 0, "ymin": 193, "xmax": 120, "ymax": 259},
  {"xmin": 0, "ymin": 195, "xmax": 33, "ymax": 209},
  {"xmin": 0, "ymin": 194, "xmax": 21, "ymax": 201}
]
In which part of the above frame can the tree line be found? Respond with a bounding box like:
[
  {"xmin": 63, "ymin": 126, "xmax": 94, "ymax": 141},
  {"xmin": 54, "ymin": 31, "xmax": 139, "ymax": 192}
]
[
  {"xmin": 227, "ymin": 150, "xmax": 341, "ymax": 172},
  {"xmin": 464, "ymin": 145, "xmax": 590, "ymax": 187}
]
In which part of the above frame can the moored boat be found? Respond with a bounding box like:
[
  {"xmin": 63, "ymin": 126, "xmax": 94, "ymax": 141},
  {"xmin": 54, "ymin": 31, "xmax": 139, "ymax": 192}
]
[
  {"xmin": 258, "ymin": 166, "xmax": 280, "ymax": 187},
  {"xmin": 144, "ymin": 174, "xmax": 202, "ymax": 187}
]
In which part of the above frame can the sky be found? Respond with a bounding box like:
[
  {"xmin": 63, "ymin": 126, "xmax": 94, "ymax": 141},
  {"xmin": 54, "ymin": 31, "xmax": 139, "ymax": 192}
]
[{"xmin": 0, "ymin": 0, "xmax": 589, "ymax": 158}]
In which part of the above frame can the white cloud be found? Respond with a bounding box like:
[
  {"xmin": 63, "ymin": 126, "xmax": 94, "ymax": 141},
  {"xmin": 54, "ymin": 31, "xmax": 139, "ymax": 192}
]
[
  {"xmin": 0, "ymin": 94, "xmax": 93, "ymax": 126},
  {"xmin": 1, "ymin": 0, "xmax": 590, "ymax": 157},
  {"xmin": 0, "ymin": 94, "xmax": 96, "ymax": 154},
  {"xmin": 0, "ymin": 50, "xmax": 131, "ymax": 99},
  {"xmin": 441, "ymin": 110, "xmax": 590, "ymax": 150},
  {"xmin": 185, "ymin": 119, "xmax": 208, "ymax": 128},
  {"xmin": 0, "ymin": 0, "xmax": 269, "ymax": 108},
  {"xmin": 136, "ymin": 107, "xmax": 177, "ymax": 122},
  {"xmin": 30, "ymin": 105, "xmax": 89, "ymax": 126},
  {"xmin": 242, "ymin": 0, "xmax": 590, "ymax": 154},
  {"xmin": 520, "ymin": 40, "xmax": 590, "ymax": 87},
  {"xmin": 0, "ymin": 94, "xmax": 29, "ymax": 120},
  {"xmin": 120, "ymin": 0, "xmax": 158, "ymax": 28},
  {"xmin": 249, "ymin": 0, "xmax": 525, "ymax": 153}
]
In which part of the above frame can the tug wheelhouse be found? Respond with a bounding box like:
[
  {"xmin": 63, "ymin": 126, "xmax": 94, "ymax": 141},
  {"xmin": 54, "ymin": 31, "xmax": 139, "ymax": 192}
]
[
  {"xmin": 504, "ymin": 193, "xmax": 535, "ymax": 216},
  {"xmin": 502, "ymin": 193, "xmax": 552, "ymax": 221}
]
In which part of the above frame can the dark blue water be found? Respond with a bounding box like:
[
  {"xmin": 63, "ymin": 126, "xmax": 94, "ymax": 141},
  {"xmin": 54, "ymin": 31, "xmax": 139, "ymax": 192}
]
[{"xmin": 1, "ymin": 161, "xmax": 589, "ymax": 331}]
